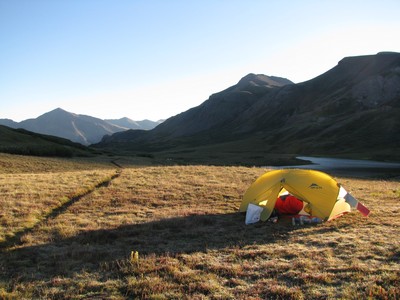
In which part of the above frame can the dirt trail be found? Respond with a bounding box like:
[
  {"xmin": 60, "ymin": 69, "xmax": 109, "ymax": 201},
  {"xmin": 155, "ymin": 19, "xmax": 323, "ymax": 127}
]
[{"xmin": 0, "ymin": 169, "xmax": 122, "ymax": 251}]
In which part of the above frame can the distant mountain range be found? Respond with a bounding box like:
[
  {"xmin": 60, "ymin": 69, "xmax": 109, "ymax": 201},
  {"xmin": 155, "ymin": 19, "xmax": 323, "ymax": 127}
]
[
  {"xmin": 2, "ymin": 52, "xmax": 399, "ymax": 164},
  {"xmin": 0, "ymin": 108, "xmax": 163, "ymax": 145},
  {"xmin": 95, "ymin": 52, "xmax": 400, "ymax": 163}
]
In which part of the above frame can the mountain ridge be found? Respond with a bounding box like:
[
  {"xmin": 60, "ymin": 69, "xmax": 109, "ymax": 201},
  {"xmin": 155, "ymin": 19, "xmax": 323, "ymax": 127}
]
[
  {"xmin": 0, "ymin": 108, "xmax": 161, "ymax": 145},
  {"xmin": 105, "ymin": 117, "xmax": 164, "ymax": 130},
  {"xmin": 95, "ymin": 52, "xmax": 400, "ymax": 162}
]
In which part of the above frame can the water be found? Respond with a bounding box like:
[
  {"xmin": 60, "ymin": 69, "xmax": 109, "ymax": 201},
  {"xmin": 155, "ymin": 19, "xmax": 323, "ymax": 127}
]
[{"xmin": 272, "ymin": 156, "xmax": 400, "ymax": 178}]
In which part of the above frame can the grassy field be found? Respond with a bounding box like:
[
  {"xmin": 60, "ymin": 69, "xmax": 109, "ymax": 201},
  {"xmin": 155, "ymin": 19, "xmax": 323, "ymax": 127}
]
[{"xmin": 0, "ymin": 153, "xmax": 399, "ymax": 299}]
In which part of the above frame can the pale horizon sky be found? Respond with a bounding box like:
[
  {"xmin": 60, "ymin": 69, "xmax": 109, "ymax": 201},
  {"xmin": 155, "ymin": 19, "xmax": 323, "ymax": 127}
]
[{"xmin": 1, "ymin": 0, "xmax": 400, "ymax": 122}]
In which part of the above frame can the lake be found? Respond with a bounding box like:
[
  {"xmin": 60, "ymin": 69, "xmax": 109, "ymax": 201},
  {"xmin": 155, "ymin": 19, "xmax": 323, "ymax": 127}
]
[{"xmin": 272, "ymin": 156, "xmax": 400, "ymax": 178}]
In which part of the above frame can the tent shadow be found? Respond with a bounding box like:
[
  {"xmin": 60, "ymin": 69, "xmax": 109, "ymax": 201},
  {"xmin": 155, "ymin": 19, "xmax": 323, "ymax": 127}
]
[{"xmin": 1, "ymin": 212, "xmax": 303, "ymax": 281}]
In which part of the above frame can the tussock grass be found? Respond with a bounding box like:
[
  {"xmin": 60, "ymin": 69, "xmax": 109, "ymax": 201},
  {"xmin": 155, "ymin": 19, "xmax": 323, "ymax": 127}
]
[
  {"xmin": 0, "ymin": 153, "xmax": 117, "ymax": 244},
  {"xmin": 0, "ymin": 154, "xmax": 399, "ymax": 299}
]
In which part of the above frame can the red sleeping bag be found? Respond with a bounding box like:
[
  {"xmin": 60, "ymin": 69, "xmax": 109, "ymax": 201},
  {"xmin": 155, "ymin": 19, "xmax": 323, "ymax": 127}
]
[{"xmin": 275, "ymin": 195, "xmax": 303, "ymax": 215}]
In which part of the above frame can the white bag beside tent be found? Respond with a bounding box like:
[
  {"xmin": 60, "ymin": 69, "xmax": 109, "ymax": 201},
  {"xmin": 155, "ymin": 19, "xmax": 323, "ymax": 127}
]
[{"xmin": 245, "ymin": 203, "xmax": 264, "ymax": 225}]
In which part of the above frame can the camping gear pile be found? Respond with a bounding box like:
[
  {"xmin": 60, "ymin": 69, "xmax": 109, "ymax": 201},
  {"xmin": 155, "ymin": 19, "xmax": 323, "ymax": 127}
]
[{"xmin": 240, "ymin": 169, "xmax": 370, "ymax": 225}]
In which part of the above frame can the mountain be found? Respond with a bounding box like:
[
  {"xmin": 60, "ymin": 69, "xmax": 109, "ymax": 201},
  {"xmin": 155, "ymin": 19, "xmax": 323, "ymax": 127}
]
[
  {"xmin": 95, "ymin": 74, "xmax": 295, "ymax": 156},
  {"xmin": 105, "ymin": 117, "xmax": 163, "ymax": 130},
  {"xmin": 0, "ymin": 108, "xmax": 161, "ymax": 145},
  {"xmin": 151, "ymin": 74, "xmax": 293, "ymax": 139},
  {"xmin": 0, "ymin": 125, "xmax": 92, "ymax": 157},
  {"xmin": 0, "ymin": 118, "xmax": 18, "ymax": 128},
  {"xmin": 95, "ymin": 52, "xmax": 400, "ymax": 163},
  {"xmin": 13, "ymin": 108, "xmax": 127, "ymax": 145}
]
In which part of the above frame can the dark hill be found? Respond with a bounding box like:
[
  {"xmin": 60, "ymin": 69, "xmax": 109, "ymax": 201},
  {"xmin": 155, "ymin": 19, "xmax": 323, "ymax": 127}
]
[
  {"xmin": 95, "ymin": 53, "xmax": 400, "ymax": 163},
  {"xmin": 152, "ymin": 74, "xmax": 292, "ymax": 139},
  {"xmin": 98, "ymin": 74, "xmax": 293, "ymax": 149},
  {"xmin": 0, "ymin": 125, "xmax": 94, "ymax": 157}
]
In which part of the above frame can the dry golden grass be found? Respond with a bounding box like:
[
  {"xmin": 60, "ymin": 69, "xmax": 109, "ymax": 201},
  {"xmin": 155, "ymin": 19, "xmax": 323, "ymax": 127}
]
[
  {"xmin": 0, "ymin": 153, "xmax": 117, "ymax": 174},
  {"xmin": 0, "ymin": 154, "xmax": 399, "ymax": 299},
  {"xmin": 0, "ymin": 153, "xmax": 117, "ymax": 244}
]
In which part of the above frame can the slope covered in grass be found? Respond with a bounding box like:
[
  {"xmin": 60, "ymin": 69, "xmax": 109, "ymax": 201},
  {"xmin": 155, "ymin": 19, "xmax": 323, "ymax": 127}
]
[{"xmin": 0, "ymin": 125, "xmax": 94, "ymax": 157}]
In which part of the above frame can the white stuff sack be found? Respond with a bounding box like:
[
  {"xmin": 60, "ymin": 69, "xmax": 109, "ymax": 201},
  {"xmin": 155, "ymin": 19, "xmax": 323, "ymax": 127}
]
[{"xmin": 245, "ymin": 203, "xmax": 264, "ymax": 225}]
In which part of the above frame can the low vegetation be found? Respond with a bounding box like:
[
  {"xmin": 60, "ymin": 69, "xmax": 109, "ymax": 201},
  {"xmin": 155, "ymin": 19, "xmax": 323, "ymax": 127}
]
[
  {"xmin": 0, "ymin": 154, "xmax": 399, "ymax": 299},
  {"xmin": 0, "ymin": 154, "xmax": 118, "ymax": 246},
  {"xmin": 0, "ymin": 125, "xmax": 95, "ymax": 157}
]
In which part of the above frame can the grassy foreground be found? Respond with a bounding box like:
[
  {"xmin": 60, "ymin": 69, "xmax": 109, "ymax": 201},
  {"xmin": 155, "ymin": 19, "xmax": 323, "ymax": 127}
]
[{"xmin": 0, "ymin": 154, "xmax": 399, "ymax": 299}]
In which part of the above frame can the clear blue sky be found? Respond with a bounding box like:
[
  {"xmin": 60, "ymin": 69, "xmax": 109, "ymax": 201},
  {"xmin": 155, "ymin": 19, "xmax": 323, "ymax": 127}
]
[{"xmin": 1, "ymin": 0, "xmax": 399, "ymax": 121}]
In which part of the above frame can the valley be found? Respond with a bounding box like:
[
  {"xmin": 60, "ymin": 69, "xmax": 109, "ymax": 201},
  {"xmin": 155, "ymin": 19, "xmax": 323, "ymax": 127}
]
[
  {"xmin": 0, "ymin": 52, "xmax": 400, "ymax": 298},
  {"xmin": 2, "ymin": 1, "xmax": 399, "ymax": 298}
]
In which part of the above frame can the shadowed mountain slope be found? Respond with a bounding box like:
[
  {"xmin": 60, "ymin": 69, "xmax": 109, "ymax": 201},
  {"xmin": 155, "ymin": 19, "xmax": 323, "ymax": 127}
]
[
  {"xmin": 96, "ymin": 52, "xmax": 400, "ymax": 162},
  {"xmin": 97, "ymin": 74, "xmax": 293, "ymax": 149},
  {"xmin": 0, "ymin": 125, "xmax": 92, "ymax": 157}
]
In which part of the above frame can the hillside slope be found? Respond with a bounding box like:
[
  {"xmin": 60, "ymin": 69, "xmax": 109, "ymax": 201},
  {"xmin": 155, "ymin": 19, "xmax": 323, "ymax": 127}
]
[
  {"xmin": 230, "ymin": 52, "xmax": 400, "ymax": 156},
  {"xmin": 96, "ymin": 52, "xmax": 400, "ymax": 162},
  {"xmin": 97, "ymin": 74, "xmax": 294, "ymax": 150},
  {"xmin": 0, "ymin": 125, "xmax": 93, "ymax": 157}
]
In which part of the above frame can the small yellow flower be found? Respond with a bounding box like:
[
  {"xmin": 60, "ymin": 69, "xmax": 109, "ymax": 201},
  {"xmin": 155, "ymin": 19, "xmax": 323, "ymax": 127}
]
[{"xmin": 130, "ymin": 251, "xmax": 139, "ymax": 263}]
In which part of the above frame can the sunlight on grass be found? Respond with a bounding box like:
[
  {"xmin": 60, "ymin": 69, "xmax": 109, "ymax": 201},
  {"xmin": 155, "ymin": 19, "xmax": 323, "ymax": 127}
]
[{"xmin": 0, "ymin": 154, "xmax": 399, "ymax": 299}]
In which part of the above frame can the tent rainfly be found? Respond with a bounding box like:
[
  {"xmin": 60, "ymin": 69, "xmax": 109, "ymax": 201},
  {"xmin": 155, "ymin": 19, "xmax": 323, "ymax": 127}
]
[{"xmin": 240, "ymin": 169, "xmax": 370, "ymax": 222}]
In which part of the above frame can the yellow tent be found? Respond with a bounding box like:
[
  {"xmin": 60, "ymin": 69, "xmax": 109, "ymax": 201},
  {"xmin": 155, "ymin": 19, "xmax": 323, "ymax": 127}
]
[{"xmin": 240, "ymin": 169, "xmax": 370, "ymax": 222}]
